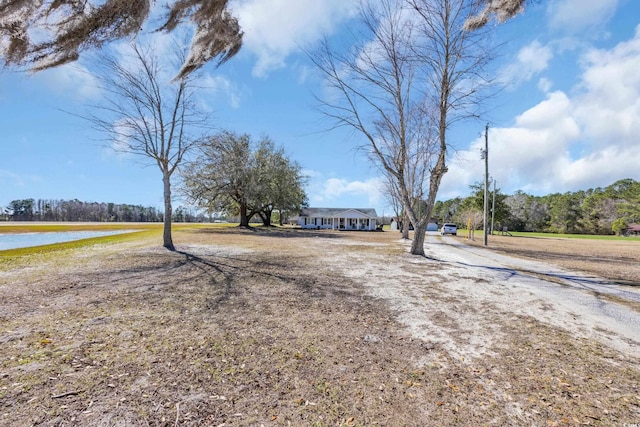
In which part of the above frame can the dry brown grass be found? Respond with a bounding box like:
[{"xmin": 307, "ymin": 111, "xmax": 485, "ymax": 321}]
[
  {"xmin": 464, "ymin": 234, "xmax": 640, "ymax": 286},
  {"xmin": 1, "ymin": 227, "xmax": 639, "ymax": 426}
]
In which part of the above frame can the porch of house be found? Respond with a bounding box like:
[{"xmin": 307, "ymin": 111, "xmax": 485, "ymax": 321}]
[
  {"xmin": 300, "ymin": 216, "xmax": 377, "ymax": 231},
  {"xmin": 297, "ymin": 208, "xmax": 379, "ymax": 231}
]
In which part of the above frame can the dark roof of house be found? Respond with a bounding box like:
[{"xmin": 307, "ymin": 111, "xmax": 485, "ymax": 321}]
[
  {"xmin": 298, "ymin": 207, "xmax": 379, "ymax": 218},
  {"xmin": 625, "ymin": 223, "xmax": 640, "ymax": 232}
]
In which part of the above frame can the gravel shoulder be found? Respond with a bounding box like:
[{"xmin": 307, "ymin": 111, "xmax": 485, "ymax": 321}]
[{"xmin": 1, "ymin": 227, "xmax": 639, "ymax": 426}]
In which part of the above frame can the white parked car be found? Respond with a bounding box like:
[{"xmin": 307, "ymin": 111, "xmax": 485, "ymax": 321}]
[{"xmin": 441, "ymin": 223, "xmax": 457, "ymax": 236}]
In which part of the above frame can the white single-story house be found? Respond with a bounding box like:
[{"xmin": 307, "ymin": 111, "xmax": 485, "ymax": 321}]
[
  {"xmin": 293, "ymin": 207, "xmax": 379, "ymax": 231},
  {"xmin": 390, "ymin": 217, "xmax": 439, "ymax": 231}
]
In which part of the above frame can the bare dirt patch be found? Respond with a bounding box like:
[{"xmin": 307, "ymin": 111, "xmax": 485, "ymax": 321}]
[{"xmin": 1, "ymin": 228, "xmax": 639, "ymax": 426}]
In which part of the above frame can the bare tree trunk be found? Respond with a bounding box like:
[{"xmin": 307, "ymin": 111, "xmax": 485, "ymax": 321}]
[
  {"xmin": 402, "ymin": 212, "xmax": 410, "ymax": 240},
  {"xmin": 162, "ymin": 171, "xmax": 175, "ymax": 251},
  {"xmin": 261, "ymin": 209, "xmax": 273, "ymax": 226},
  {"xmin": 239, "ymin": 203, "xmax": 250, "ymax": 227},
  {"xmin": 410, "ymin": 223, "xmax": 427, "ymax": 256},
  {"xmin": 421, "ymin": 125, "xmax": 449, "ymax": 235}
]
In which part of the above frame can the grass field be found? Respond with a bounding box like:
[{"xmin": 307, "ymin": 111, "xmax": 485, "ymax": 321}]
[
  {"xmin": 458, "ymin": 228, "xmax": 632, "ymax": 240},
  {"xmin": 0, "ymin": 223, "xmax": 230, "ymax": 259},
  {"xmin": 463, "ymin": 230, "xmax": 640, "ymax": 286}
]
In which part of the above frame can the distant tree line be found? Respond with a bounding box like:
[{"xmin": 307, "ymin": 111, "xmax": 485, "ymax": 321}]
[
  {"xmin": 433, "ymin": 178, "xmax": 640, "ymax": 235},
  {"xmin": 1, "ymin": 130, "xmax": 308, "ymax": 226},
  {"xmin": 0, "ymin": 199, "xmax": 210, "ymax": 223}
]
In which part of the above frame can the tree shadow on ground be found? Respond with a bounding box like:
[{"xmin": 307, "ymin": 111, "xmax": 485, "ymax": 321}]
[
  {"xmin": 190, "ymin": 226, "xmax": 354, "ymax": 239},
  {"xmin": 54, "ymin": 244, "xmax": 366, "ymax": 318}
]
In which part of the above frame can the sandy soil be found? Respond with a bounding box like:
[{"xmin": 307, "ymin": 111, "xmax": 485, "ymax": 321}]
[{"xmin": 1, "ymin": 227, "xmax": 639, "ymax": 426}]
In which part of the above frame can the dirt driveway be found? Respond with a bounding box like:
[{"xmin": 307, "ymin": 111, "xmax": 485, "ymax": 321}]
[{"xmin": 1, "ymin": 227, "xmax": 639, "ymax": 426}]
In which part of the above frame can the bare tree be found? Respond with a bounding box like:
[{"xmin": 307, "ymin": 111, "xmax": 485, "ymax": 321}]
[
  {"xmin": 0, "ymin": 0, "xmax": 242, "ymax": 78},
  {"xmin": 313, "ymin": 0, "xmax": 492, "ymax": 256},
  {"xmin": 382, "ymin": 174, "xmax": 409, "ymax": 239},
  {"xmin": 457, "ymin": 208, "xmax": 483, "ymax": 240},
  {"xmin": 89, "ymin": 42, "xmax": 206, "ymax": 250},
  {"xmin": 312, "ymin": 0, "xmax": 433, "ymax": 256},
  {"xmin": 408, "ymin": 0, "xmax": 494, "ymax": 248}
]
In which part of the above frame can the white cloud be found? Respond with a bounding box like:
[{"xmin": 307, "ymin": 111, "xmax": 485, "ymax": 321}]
[
  {"xmin": 514, "ymin": 91, "xmax": 577, "ymax": 130},
  {"xmin": 295, "ymin": 63, "xmax": 313, "ymax": 84},
  {"xmin": 309, "ymin": 176, "xmax": 386, "ymax": 210},
  {"xmin": 301, "ymin": 168, "xmax": 322, "ymax": 179},
  {"xmin": 537, "ymin": 77, "xmax": 553, "ymax": 93},
  {"xmin": 234, "ymin": 0, "xmax": 357, "ymax": 77},
  {"xmin": 0, "ymin": 170, "xmax": 46, "ymax": 206},
  {"xmin": 321, "ymin": 177, "xmax": 384, "ymax": 204},
  {"xmin": 441, "ymin": 100, "xmax": 580, "ymax": 198},
  {"xmin": 37, "ymin": 62, "xmax": 101, "ymax": 99},
  {"xmin": 103, "ymin": 119, "xmax": 139, "ymax": 161},
  {"xmin": 562, "ymin": 146, "xmax": 638, "ymax": 189},
  {"xmin": 547, "ymin": 0, "xmax": 618, "ymax": 34},
  {"xmin": 499, "ymin": 41, "xmax": 553, "ymax": 87},
  {"xmin": 200, "ymin": 74, "xmax": 244, "ymax": 109},
  {"xmin": 109, "ymin": 34, "xmax": 187, "ymax": 82},
  {"xmin": 0, "ymin": 169, "xmax": 25, "ymax": 189},
  {"xmin": 574, "ymin": 25, "xmax": 640, "ymax": 146},
  {"xmin": 37, "ymin": 31, "xmax": 187, "ymax": 103},
  {"xmin": 443, "ymin": 24, "xmax": 640, "ymax": 198}
]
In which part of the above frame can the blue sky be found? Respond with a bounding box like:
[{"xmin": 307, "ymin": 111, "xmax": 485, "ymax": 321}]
[{"xmin": 1, "ymin": 0, "xmax": 639, "ymax": 218}]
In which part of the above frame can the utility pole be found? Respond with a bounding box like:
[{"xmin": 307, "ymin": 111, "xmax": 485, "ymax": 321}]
[
  {"xmin": 491, "ymin": 179, "xmax": 496, "ymax": 235},
  {"xmin": 483, "ymin": 123, "xmax": 489, "ymax": 246}
]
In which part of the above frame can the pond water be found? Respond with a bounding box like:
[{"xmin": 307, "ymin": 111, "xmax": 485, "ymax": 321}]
[{"xmin": 0, "ymin": 230, "xmax": 139, "ymax": 251}]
